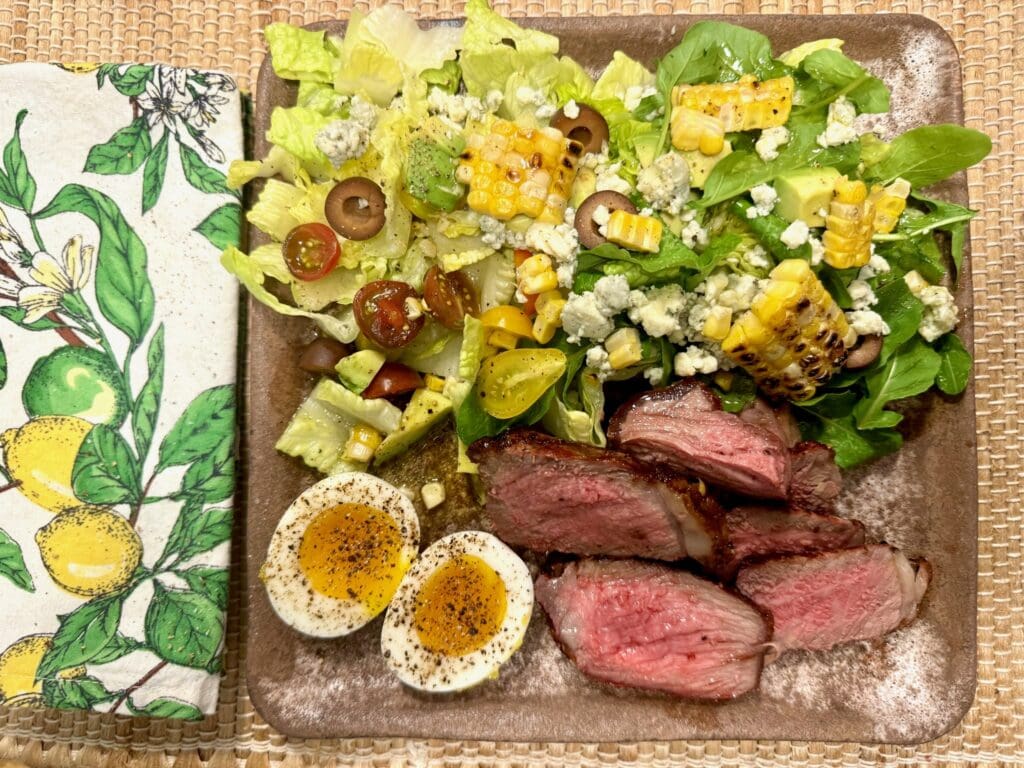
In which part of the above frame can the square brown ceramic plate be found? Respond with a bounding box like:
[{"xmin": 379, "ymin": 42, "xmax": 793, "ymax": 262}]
[{"xmin": 244, "ymin": 14, "xmax": 977, "ymax": 744}]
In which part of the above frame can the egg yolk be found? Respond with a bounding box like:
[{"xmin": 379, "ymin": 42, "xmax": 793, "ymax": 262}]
[
  {"xmin": 298, "ymin": 502, "xmax": 406, "ymax": 615},
  {"xmin": 412, "ymin": 554, "xmax": 507, "ymax": 657}
]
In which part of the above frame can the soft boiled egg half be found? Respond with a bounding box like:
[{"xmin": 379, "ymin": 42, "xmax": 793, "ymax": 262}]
[
  {"xmin": 381, "ymin": 531, "xmax": 533, "ymax": 692},
  {"xmin": 261, "ymin": 473, "xmax": 420, "ymax": 638}
]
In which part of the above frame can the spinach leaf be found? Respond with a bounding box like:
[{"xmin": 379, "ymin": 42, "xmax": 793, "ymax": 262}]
[
  {"xmin": 866, "ymin": 124, "xmax": 991, "ymax": 188},
  {"xmin": 795, "ymin": 392, "xmax": 903, "ymax": 469},
  {"xmin": 853, "ymin": 336, "xmax": 941, "ymax": 429},
  {"xmin": 572, "ymin": 271, "xmax": 602, "ymax": 293},
  {"xmin": 797, "ymin": 50, "xmax": 890, "ymax": 113},
  {"xmin": 934, "ymin": 333, "xmax": 972, "ymax": 395}
]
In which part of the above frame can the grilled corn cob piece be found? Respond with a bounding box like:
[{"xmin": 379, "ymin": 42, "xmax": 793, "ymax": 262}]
[
  {"xmin": 456, "ymin": 119, "xmax": 584, "ymax": 223},
  {"xmin": 670, "ymin": 107, "xmax": 726, "ymax": 155},
  {"xmin": 822, "ymin": 177, "xmax": 875, "ymax": 269},
  {"xmin": 605, "ymin": 210, "xmax": 663, "ymax": 253},
  {"xmin": 342, "ymin": 424, "xmax": 382, "ymax": 464},
  {"xmin": 671, "ymin": 74, "xmax": 795, "ymax": 133},
  {"xmin": 722, "ymin": 259, "xmax": 852, "ymax": 400},
  {"xmin": 702, "ymin": 306, "xmax": 734, "ymax": 341},
  {"xmin": 532, "ymin": 290, "xmax": 566, "ymax": 344},
  {"xmin": 869, "ymin": 178, "xmax": 911, "ymax": 234},
  {"xmin": 605, "ymin": 327, "xmax": 643, "ymax": 370}
]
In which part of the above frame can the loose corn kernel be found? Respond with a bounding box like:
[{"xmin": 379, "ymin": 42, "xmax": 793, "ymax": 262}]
[
  {"xmin": 421, "ymin": 481, "xmax": 446, "ymax": 510},
  {"xmin": 516, "ymin": 253, "xmax": 559, "ymax": 294},
  {"xmin": 605, "ymin": 210, "xmax": 663, "ymax": 253},
  {"xmin": 702, "ymin": 305, "xmax": 734, "ymax": 341},
  {"xmin": 342, "ymin": 424, "xmax": 382, "ymax": 464},
  {"xmin": 672, "ymin": 75, "xmax": 794, "ymax": 132},
  {"xmin": 605, "ymin": 327, "xmax": 643, "ymax": 370},
  {"xmin": 713, "ymin": 371, "xmax": 735, "ymax": 391},
  {"xmin": 532, "ymin": 291, "xmax": 566, "ymax": 344},
  {"xmin": 480, "ymin": 305, "xmax": 534, "ymax": 337},
  {"xmin": 722, "ymin": 259, "xmax": 850, "ymax": 400},
  {"xmin": 670, "ymin": 107, "xmax": 726, "ymax": 156},
  {"xmin": 869, "ymin": 178, "xmax": 911, "ymax": 234},
  {"xmin": 487, "ymin": 328, "xmax": 520, "ymax": 350},
  {"xmin": 457, "ymin": 119, "xmax": 584, "ymax": 223},
  {"xmin": 424, "ymin": 374, "xmax": 446, "ymax": 393},
  {"xmin": 823, "ymin": 177, "xmax": 875, "ymax": 269}
]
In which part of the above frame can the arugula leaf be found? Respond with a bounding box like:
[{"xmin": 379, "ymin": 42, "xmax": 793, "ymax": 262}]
[
  {"xmin": 731, "ymin": 199, "xmax": 810, "ymax": 263},
  {"xmin": 455, "ymin": 385, "xmax": 556, "ymax": 445},
  {"xmin": 853, "ymin": 337, "xmax": 942, "ymax": 429},
  {"xmin": 867, "ymin": 125, "xmax": 991, "ymax": 187},
  {"xmin": 876, "ymin": 235, "xmax": 946, "ymax": 285},
  {"xmin": 902, "ymin": 194, "xmax": 976, "ymax": 237},
  {"xmin": 873, "ymin": 278, "xmax": 925, "ymax": 363},
  {"xmin": 818, "ymin": 266, "xmax": 856, "ymax": 310},
  {"xmin": 934, "ymin": 333, "xmax": 972, "ymax": 395},
  {"xmin": 796, "ymin": 392, "xmax": 903, "ymax": 469},
  {"xmin": 575, "ymin": 234, "xmax": 708, "ymax": 288},
  {"xmin": 797, "ymin": 49, "xmax": 890, "ymax": 113},
  {"xmin": 715, "ymin": 371, "xmax": 758, "ymax": 413}
]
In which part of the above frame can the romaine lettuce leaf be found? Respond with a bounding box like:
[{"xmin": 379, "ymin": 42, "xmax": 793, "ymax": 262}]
[
  {"xmin": 592, "ymin": 51, "xmax": 655, "ymax": 102},
  {"xmin": 227, "ymin": 145, "xmax": 305, "ymax": 190},
  {"xmin": 264, "ymin": 24, "xmax": 337, "ymax": 83},
  {"xmin": 246, "ymin": 178, "xmax": 305, "ymax": 241},
  {"xmin": 266, "ymin": 106, "xmax": 335, "ymax": 178}
]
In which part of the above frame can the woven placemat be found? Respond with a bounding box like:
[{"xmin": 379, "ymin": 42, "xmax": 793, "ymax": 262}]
[{"xmin": 0, "ymin": 1, "xmax": 1020, "ymax": 766}]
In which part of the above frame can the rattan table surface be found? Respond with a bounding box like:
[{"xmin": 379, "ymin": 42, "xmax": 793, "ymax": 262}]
[{"xmin": 0, "ymin": 1, "xmax": 1021, "ymax": 766}]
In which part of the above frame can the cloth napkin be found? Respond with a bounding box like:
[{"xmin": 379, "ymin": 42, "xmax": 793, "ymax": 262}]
[{"xmin": 0, "ymin": 62, "xmax": 243, "ymax": 719}]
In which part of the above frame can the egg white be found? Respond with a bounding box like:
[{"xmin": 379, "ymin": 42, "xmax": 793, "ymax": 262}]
[
  {"xmin": 261, "ymin": 472, "xmax": 420, "ymax": 638},
  {"xmin": 381, "ymin": 530, "xmax": 534, "ymax": 692}
]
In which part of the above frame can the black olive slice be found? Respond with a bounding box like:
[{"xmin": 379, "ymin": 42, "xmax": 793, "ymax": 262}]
[
  {"xmin": 325, "ymin": 177, "xmax": 387, "ymax": 241},
  {"xmin": 574, "ymin": 190, "xmax": 637, "ymax": 250},
  {"xmin": 550, "ymin": 103, "xmax": 610, "ymax": 156}
]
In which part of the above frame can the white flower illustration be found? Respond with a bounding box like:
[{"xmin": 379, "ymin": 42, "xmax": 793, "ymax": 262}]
[
  {"xmin": 136, "ymin": 69, "xmax": 192, "ymax": 132},
  {"xmin": 17, "ymin": 235, "xmax": 94, "ymax": 323}
]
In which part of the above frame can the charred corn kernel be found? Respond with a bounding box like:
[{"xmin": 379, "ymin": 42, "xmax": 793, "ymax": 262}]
[
  {"xmin": 487, "ymin": 328, "xmax": 520, "ymax": 350},
  {"xmin": 722, "ymin": 259, "xmax": 850, "ymax": 400},
  {"xmin": 672, "ymin": 75, "xmax": 794, "ymax": 133},
  {"xmin": 480, "ymin": 305, "xmax": 534, "ymax": 337},
  {"xmin": 457, "ymin": 119, "xmax": 583, "ymax": 223},
  {"xmin": 823, "ymin": 177, "xmax": 875, "ymax": 268},
  {"xmin": 516, "ymin": 253, "xmax": 559, "ymax": 294},
  {"xmin": 713, "ymin": 370, "xmax": 735, "ymax": 391},
  {"xmin": 869, "ymin": 178, "xmax": 911, "ymax": 234},
  {"xmin": 605, "ymin": 210, "xmax": 663, "ymax": 253},
  {"xmin": 605, "ymin": 327, "xmax": 643, "ymax": 370},
  {"xmin": 342, "ymin": 424, "xmax": 382, "ymax": 464},
  {"xmin": 532, "ymin": 291, "xmax": 566, "ymax": 344},
  {"xmin": 424, "ymin": 374, "xmax": 446, "ymax": 393},
  {"xmin": 702, "ymin": 306, "xmax": 733, "ymax": 341},
  {"xmin": 670, "ymin": 107, "xmax": 726, "ymax": 155},
  {"xmin": 421, "ymin": 481, "xmax": 446, "ymax": 510}
]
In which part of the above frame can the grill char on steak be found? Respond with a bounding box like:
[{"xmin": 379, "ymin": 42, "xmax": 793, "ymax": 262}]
[
  {"xmin": 468, "ymin": 430, "xmax": 723, "ymax": 566},
  {"xmin": 608, "ymin": 380, "xmax": 792, "ymax": 500},
  {"xmin": 536, "ymin": 559, "xmax": 770, "ymax": 700},
  {"xmin": 718, "ymin": 505, "xmax": 866, "ymax": 579},
  {"xmin": 735, "ymin": 544, "xmax": 930, "ymax": 652},
  {"xmin": 788, "ymin": 441, "xmax": 843, "ymax": 514}
]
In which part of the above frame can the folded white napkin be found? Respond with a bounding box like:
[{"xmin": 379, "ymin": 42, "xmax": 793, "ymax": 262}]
[{"xmin": 0, "ymin": 62, "xmax": 243, "ymax": 719}]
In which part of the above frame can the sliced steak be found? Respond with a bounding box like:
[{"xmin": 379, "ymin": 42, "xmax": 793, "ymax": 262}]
[
  {"xmin": 718, "ymin": 505, "xmax": 866, "ymax": 579},
  {"xmin": 468, "ymin": 430, "xmax": 722, "ymax": 566},
  {"xmin": 608, "ymin": 379, "xmax": 792, "ymax": 500},
  {"xmin": 536, "ymin": 559, "xmax": 770, "ymax": 700},
  {"xmin": 735, "ymin": 544, "xmax": 930, "ymax": 653},
  {"xmin": 740, "ymin": 398, "xmax": 800, "ymax": 449},
  {"xmin": 788, "ymin": 441, "xmax": 843, "ymax": 514}
]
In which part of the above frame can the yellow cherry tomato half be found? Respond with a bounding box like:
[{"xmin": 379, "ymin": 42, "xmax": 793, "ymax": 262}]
[
  {"xmin": 479, "ymin": 306, "xmax": 534, "ymax": 338},
  {"xmin": 476, "ymin": 348, "xmax": 567, "ymax": 420}
]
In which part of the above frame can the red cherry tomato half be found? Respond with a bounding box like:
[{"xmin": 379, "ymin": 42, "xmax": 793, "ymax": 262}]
[
  {"xmin": 362, "ymin": 362, "xmax": 424, "ymax": 400},
  {"xmin": 283, "ymin": 223, "xmax": 341, "ymax": 281},
  {"xmin": 353, "ymin": 280, "xmax": 426, "ymax": 349},
  {"xmin": 423, "ymin": 266, "xmax": 480, "ymax": 330}
]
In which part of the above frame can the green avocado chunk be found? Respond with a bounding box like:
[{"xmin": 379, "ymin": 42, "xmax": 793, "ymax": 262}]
[
  {"xmin": 405, "ymin": 138, "xmax": 464, "ymax": 213},
  {"xmin": 774, "ymin": 166, "xmax": 841, "ymax": 227},
  {"xmin": 335, "ymin": 349, "xmax": 386, "ymax": 394},
  {"xmin": 374, "ymin": 388, "xmax": 453, "ymax": 465}
]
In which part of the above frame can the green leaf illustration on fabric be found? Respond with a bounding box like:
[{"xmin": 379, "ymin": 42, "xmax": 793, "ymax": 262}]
[
  {"xmin": 88, "ymin": 633, "xmax": 144, "ymax": 665},
  {"xmin": 96, "ymin": 64, "xmax": 154, "ymax": 97},
  {"xmin": 177, "ymin": 566, "xmax": 229, "ymax": 611},
  {"xmin": 0, "ymin": 306, "xmax": 64, "ymax": 332},
  {"xmin": 179, "ymin": 143, "xmax": 231, "ymax": 195},
  {"xmin": 145, "ymin": 581, "xmax": 224, "ymax": 670},
  {"xmin": 0, "ymin": 336, "xmax": 6, "ymax": 390},
  {"xmin": 43, "ymin": 675, "xmax": 117, "ymax": 709},
  {"xmin": 157, "ymin": 384, "xmax": 235, "ymax": 470},
  {"xmin": 177, "ymin": 440, "xmax": 234, "ymax": 504},
  {"xmin": 0, "ymin": 110, "xmax": 36, "ymax": 212},
  {"xmin": 141, "ymin": 130, "xmax": 170, "ymax": 214},
  {"xmin": 127, "ymin": 696, "xmax": 204, "ymax": 720},
  {"xmin": 194, "ymin": 203, "xmax": 241, "ymax": 250},
  {"xmin": 159, "ymin": 499, "xmax": 232, "ymax": 566},
  {"xmin": 36, "ymin": 184, "xmax": 155, "ymax": 347},
  {"xmin": 0, "ymin": 528, "xmax": 34, "ymax": 592},
  {"xmin": 132, "ymin": 323, "xmax": 164, "ymax": 461},
  {"xmin": 37, "ymin": 592, "xmax": 126, "ymax": 679},
  {"xmin": 84, "ymin": 118, "xmax": 152, "ymax": 176},
  {"xmin": 71, "ymin": 423, "xmax": 142, "ymax": 505}
]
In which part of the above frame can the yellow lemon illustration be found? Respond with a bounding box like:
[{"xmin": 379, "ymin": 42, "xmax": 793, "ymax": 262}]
[
  {"xmin": 0, "ymin": 634, "xmax": 85, "ymax": 705},
  {"xmin": 0, "ymin": 416, "xmax": 92, "ymax": 513},
  {"xmin": 36, "ymin": 506, "xmax": 142, "ymax": 597}
]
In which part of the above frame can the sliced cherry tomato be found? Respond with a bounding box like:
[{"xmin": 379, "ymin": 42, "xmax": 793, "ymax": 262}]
[
  {"xmin": 423, "ymin": 266, "xmax": 479, "ymax": 330},
  {"xmin": 513, "ymin": 248, "xmax": 538, "ymax": 316},
  {"xmin": 297, "ymin": 337, "xmax": 349, "ymax": 376},
  {"xmin": 283, "ymin": 223, "xmax": 341, "ymax": 281},
  {"xmin": 353, "ymin": 280, "xmax": 425, "ymax": 349},
  {"xmin": 362, "ymin": 362, "xmax": 424, "ymax": 399}
]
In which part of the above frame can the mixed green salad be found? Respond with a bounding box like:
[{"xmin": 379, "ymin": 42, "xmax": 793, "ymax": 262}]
[{"xmin": 224, "ymin": 0, "xmax": 990, "ymax": 477}]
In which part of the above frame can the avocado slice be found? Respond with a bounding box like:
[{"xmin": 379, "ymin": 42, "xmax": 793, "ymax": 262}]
[
  {"xmin": 774, "ymin": 166, "xmax": 841, "ymax": 227},
  {"xmin": 374, "ymin": 388, "xmax": 453, "ymax": 465},
  {"xmin": 405, "ymin": 138, "xmax": 464, "ymax": 213},
  {"xmin": 683, "ymin": 141, "xmax": 733, "ymax": 189},
  {"xmin": 335, "ymin": 350, "xmax": 386, "ymax": 394}
]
